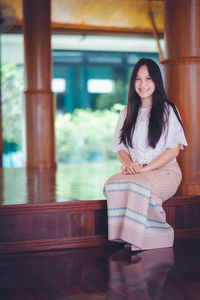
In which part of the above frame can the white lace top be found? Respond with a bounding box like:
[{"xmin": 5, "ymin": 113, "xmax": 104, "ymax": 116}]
[{"xmin": 110, "ymin": 105, "xmax": 188, "ymax": 164}]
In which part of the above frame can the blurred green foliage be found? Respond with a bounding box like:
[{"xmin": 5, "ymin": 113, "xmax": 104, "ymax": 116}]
[
  {"xmin": 55, "ymin": 103, "xmax": 124, "ymax": 162},
  {"xmin": 1, "ymin": 64, "xmax": 24, "ymax": 152},
  {"xmin": 2, "ymin": 64, "xmax": 125, "ymax": 162},
  {"xmin": 95, "ymin": 79, "xmax": 126, "ymax": 110}
]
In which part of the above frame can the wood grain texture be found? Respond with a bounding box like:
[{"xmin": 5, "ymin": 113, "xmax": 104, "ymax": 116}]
[
  {"xmin": 161, "ymin": 0, "xmax": 200, "ymax": 195},
  {"xmin": 0, "ymin": 167, "xmax": 199, "ymax": 254},
  {"xmin": 1, "ymin": 240, "xmax": 200, "ymax": 300},
  {"xmin": 5, "ymin": 0, "xmax": 164, "ymax": 34},
  {"xmin": 164, "ymin": 0, "xmax": 200, "ymax": 59},
  {"xmin": 23, "ymin": 0, "xmax": 56, "ymax": 168},
  {"xmin": 0, "ymin": 196, "xmax": 200, "ymax": 254}
]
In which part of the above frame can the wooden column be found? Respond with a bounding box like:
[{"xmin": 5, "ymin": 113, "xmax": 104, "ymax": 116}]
[
  {"xmin": 23, "ymin": 0, "xmax": 56, "ymax": 168},
  {"xmin": 161, "ymin": 0, "xmax": 200, "ymax": 195}
]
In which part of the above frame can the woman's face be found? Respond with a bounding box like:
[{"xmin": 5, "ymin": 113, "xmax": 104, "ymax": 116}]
[{"xmin": 134, "ymin": 65, "xmax": 155, "ymax": 101}]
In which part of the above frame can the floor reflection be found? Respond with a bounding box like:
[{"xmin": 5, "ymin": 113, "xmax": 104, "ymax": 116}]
[
  {"xmin": 107, "ymin": 247, "xmax": 174, "ymax": 300},
  {"xmin": 26, "ymin": 168, "xmax": 56, "ymax": 204},
  {"xmin": 1, "ymin": 162, "xmax": 120, "ymax": 205},
  {"xmin": 1, "ymin": 242, "xmax": 200, "ymax": 300}
]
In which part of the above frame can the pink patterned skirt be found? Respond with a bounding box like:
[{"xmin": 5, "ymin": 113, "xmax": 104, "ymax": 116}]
[{"xmin": 103, "ymin": 160, "xmax": 182, "ymax": 250}]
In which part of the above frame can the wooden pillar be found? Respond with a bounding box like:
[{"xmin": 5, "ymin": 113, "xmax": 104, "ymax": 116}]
[
  {"xmin": 23, "ymin": 0, "xmax": 56, "ymax": 168},
  {"xmin": 161, "ymin": 0, "xmax": 200, "ymax": 195}
]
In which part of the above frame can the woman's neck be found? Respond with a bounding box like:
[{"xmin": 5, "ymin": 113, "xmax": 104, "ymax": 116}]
[{"xmin": 140, "ymin": 97, "xmax": 152, "ymax": 108}]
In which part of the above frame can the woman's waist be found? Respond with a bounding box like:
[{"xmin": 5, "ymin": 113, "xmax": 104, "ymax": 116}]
[
  {"xmin": 129, "ymin": 150, "xmax": 181, "ymax": 175},
  {"xmin": 154, "ymin": 160, "xmax": 182, "ymax": 177},
  {"xmin": 129, "ymin": 147, "xmax": 178, "ymax": 164},
  {"xmin": 129, "ymin": 147, "xmax": 166, "ymax": 163}
]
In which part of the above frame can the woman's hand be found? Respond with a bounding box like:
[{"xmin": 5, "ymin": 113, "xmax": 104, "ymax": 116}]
[
  {"xmin": 121, "ymin": 162, "xmax": 143, "ymax": 175},
  {"xmin": 127, "ymin": 162, "xmax": 143, "ymax": 174},
  {"xmin": 121, "ymin": 165, "xmax": 129, "ymax": 174}
]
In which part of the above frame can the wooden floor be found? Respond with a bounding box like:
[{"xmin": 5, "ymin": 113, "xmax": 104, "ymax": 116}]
[
  {"xmin": 1, "ymin": 167, "xmax": 200, "ymax": 298},
  {"xmin": 0, "ymin": 163, "xmax": 120, "ymax": 205},
  {"xmin": 0, "ymin": 239, "xmax": 200, "ymax": 300}
]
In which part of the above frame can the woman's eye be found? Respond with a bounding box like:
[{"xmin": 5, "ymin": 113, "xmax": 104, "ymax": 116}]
[{"xmin": 147, "ymin": 77, "xmax": 152, "ymax": 80}]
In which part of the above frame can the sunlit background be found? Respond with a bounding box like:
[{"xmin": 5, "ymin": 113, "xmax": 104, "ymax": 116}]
[{"xmin": 1, "ymin": 33, "xmax": 163, "ymax": 199}]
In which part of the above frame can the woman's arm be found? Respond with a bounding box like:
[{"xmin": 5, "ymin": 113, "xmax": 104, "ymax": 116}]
[
  {"xmin": 118, "ymin": 150, "xmax": 132, "ymax": 166},
  {"xmin": 140, "ymin": 146, "xmax": 180, "ymax": 173},
  {"xmin": 118, "ymin": 146, "xmax": 179, "ymax": 174}
]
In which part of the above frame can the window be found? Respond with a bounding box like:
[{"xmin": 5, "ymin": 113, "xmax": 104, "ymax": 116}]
[{"xmin": 87, "ymin": 79, "xmax": 115, "ymax": 93}]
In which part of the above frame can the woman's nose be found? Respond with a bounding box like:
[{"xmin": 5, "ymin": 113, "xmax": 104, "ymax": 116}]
[{"xmin": 139, "ymin": 79, "xmax": 146, "ymax": 87}]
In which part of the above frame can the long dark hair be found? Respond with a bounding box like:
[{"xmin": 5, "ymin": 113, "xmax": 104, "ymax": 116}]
[{"xmin": 120, "ymin": 58, "xmax": 183, "ymax": 148}]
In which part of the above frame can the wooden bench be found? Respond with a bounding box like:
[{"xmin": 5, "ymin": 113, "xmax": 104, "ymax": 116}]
[{"xmin": 0, "ymin": 195, "xmax": 200, "ymax": 254}]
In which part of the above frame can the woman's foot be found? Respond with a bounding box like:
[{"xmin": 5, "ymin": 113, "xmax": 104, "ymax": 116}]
[
  {"xmin": 124, "ymin": 243, "xmax": 142, "ymax": 252},
  {"xmin": 131, "ymin": 245, "xmax": 142, "ymax": 251},
  {"xmin": 111, "ymin": 238, "xmax": 125, "ymax": 243}
]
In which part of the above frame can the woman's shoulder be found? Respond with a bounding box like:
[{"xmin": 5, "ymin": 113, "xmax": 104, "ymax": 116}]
[
  {"xmin": 164, "ymin": 101, "xmax": 183, "ymax": 128},
  {"xmin": 164, "ymin": 101, "xmax": 179, "ymax": 116},
  {"xmin": 164, "ymin": 100, "xmax": 180, "ymax": 110}
]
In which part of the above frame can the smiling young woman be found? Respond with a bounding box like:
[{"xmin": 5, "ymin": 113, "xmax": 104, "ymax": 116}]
[
  {"xmin": 134, "ymin": 65, "xmax": 155, "ymax": 108},
  {"xmin": 103, "ymin": 58, "xmax": 188, "ymax": 251}
]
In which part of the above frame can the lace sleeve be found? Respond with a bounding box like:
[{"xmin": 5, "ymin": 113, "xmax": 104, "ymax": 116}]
[
  {"xmin": 110, "ymin": 107, "xmax": 129, "ymax": 154},
  {"xmin": 166, "ymin": 105, "xmax": 188, "ymax": 150}
]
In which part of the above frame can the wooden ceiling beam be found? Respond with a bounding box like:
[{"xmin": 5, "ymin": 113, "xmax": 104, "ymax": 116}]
[{"xmin": 10, "ymin": 22, "xmax": 164, "ymax": 37}]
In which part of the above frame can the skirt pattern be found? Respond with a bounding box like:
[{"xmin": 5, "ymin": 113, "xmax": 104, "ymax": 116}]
[{"xmin": 103, "ymin": 160, "xmax": 182, "ymax": 250}]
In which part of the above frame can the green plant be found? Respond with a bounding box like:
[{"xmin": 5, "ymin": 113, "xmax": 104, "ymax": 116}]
[
  {"xmin": 1, "ymin": 63, "xmax": 125, "ymax": 164},
  {"xmin": 55, "ymin": 104, "xmax": 125, "ymax": 162},
  {"xmin": 1, "ymin": 64, "xmax": 24, "ymax": 151},
  {"xmin": 95, "ymin": 79, "xmax": 127, "ymax": 110}
]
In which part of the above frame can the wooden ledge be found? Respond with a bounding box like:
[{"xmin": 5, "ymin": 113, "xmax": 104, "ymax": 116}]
[
  {"xmin": 1, "ymin": 195, "xmax": 200, "ymax": 215},
  {"xmin": 0, "ymin": 194, "xmax": 200, "ymax": 254}
]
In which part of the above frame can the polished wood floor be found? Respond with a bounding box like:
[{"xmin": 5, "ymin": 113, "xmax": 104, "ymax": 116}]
[
  {"xmin": 0, "ymin": 163, "xmax": 120, "ymax": 205},
  {"xmin": 0, "ymin": 239, "xmax": 200, "ymax": 300}
]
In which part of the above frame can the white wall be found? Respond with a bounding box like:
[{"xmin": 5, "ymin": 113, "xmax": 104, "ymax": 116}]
[{"xmin": 1, "ymin": 33, "xmax": 164, "ymax": 64}]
